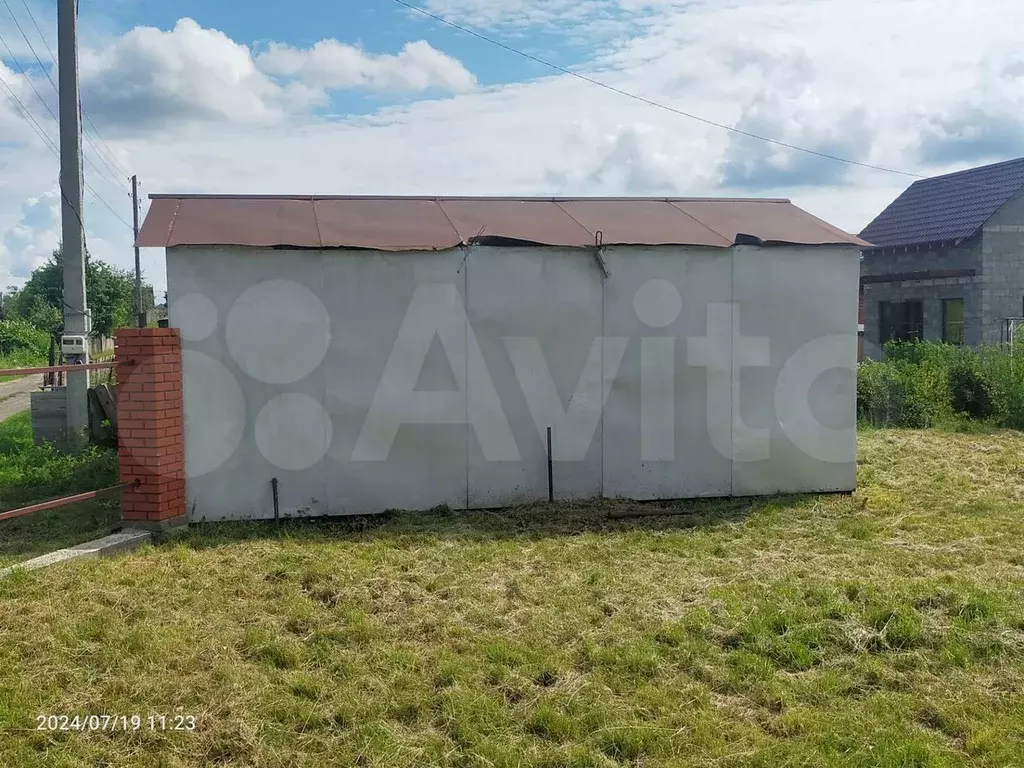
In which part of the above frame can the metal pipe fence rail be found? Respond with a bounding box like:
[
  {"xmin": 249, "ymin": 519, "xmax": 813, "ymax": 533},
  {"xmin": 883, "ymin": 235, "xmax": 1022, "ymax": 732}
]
[
  {"xmin": 0, "ymin": 361, "xmax": 120, "ymax": 378},
  {"xmin": 0, "ymin": 481, "xmax": 139, "ymax": 523},
  {"xmin": 0, "ymin": 360, "xmax": 132, "ymax": 524}
]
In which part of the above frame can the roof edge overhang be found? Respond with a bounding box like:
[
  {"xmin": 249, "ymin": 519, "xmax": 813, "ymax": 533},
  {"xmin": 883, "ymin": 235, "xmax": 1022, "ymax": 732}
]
[
  {"xmin": 147, "ymin": 194, "xmax": 794, "ymax": 204},
  {"xmin": 160, "ymin": 239, "xmax": 868, "ymax": 251},
  {"xmin": 137, "ymin": 194, "xmax": 867, "ymax": 250},
  {"xmin": 859, "ymin": 234, "xmax": 977, "ymax": 255}
]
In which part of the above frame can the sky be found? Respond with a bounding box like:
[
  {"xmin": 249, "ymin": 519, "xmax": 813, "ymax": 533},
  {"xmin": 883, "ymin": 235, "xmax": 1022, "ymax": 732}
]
[{"xmin": 1, "ymin": 0, "xmax": 1023, "ymax": 297}]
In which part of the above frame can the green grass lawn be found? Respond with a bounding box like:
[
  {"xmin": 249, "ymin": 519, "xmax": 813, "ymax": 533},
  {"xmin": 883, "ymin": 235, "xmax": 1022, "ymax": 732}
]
[
  {"xmin": 0, "ymin": 412, "xmax": 120, "ymax": 567},
  {"xmin": 2, "ymin": 430, "xmax": 1024, "ymax": 766}
]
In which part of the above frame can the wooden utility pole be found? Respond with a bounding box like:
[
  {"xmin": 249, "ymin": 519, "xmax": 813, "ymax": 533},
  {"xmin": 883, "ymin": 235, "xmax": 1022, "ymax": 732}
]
[
  {"xmin": 57, "ymin": 0, "xmax": 89, "ymax": 442},
  {"xmin": 132, "ymin": 174, "xmax": 144, "ymax": 327}
]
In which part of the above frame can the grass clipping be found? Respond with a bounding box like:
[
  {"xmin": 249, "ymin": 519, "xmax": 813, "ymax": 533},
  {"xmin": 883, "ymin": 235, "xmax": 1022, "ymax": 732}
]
[{"xmin": 1, "ymin": 429, "xmax": 1024, "ymax": 766}]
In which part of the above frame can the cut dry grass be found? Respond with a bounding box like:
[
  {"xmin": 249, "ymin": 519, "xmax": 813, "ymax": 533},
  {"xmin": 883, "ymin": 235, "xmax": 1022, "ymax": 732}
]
[{"xmin": 2, "ymin": 430, "xmax": 1024, "ymax": 766}]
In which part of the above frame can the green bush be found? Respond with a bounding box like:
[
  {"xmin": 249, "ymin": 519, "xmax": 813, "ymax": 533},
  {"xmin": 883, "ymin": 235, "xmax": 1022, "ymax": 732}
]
[
  {"xmin": 858, "ymin": 341, "xmax": 1024, "ymax": 430},
  {"xmin": 0, "ymin": 319, "xmax": 49, "ymax": 359},
  {"xmin": 0, "ymin": 348, "xmax": 46, "ymax": 371},
  {"xmin": 884, "ymin": 341, "xmax": 955, "ymax": 408},
  {"xmin": 947, "ymin": 355, "xmax": 993, "ymax": 420},
  {"xmin": 979, "ymin": 345, "xmax": 1024, "ymax": 430},
  {"xmin": 857, "ymin": 359, "xmax": 932, "ymax": 428}
]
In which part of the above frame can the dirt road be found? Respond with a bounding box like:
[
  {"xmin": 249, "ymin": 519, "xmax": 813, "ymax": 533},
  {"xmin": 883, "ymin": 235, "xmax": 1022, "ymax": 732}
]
[{"xmin": 0, "ymin": 376, "xmax": 39, "ymax": 423}]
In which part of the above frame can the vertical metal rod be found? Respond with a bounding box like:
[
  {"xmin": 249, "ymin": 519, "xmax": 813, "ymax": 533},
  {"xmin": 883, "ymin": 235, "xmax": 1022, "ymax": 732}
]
[
  {"xmin": 271, "ymin": 477, "xmax": 280, "ymax": 524},
  {"xmin": 58, "ymin": 0, "xmax": 88, "ymax": 444},
  {"xmin": 132, "ymin": 174, "xmax": 144, "ymax": 328},
  {"xmin": 546, "ymin": 426, "xmax": 554, "ymax": 503}
]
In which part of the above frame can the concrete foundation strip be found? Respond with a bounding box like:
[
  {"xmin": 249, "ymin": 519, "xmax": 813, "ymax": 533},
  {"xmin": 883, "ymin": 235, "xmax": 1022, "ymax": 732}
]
[{"xmin": 0, "ymin": 529, "xmax": 153, "ymax": 578}]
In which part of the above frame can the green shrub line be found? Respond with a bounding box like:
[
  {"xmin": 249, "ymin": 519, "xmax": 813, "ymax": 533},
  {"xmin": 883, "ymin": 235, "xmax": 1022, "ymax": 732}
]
[
  {"xmin": 0, "ymin": 319, "xmax": 49, "ymax": 364},
  {"xmin": 858, "ymin": 341, "xmax": 1024, "ymax": 429}
]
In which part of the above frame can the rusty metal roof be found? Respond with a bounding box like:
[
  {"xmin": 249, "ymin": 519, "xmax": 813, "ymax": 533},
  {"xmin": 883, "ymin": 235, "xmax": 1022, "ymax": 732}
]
[{"xmin": 137, "ymin": 195, "xmax": 869, "ymax": 250}]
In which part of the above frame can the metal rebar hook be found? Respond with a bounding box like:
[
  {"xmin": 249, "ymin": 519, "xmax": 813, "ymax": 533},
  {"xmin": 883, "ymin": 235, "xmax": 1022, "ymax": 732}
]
[{"xmin": 593, "ymin": 230, "xmax": 610, "ymax": 278}]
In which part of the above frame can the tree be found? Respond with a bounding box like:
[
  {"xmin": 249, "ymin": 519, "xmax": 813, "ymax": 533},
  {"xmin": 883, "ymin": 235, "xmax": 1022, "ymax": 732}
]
[
  {"xmin": 0, "ymin": 287, "xmax": 18, "ymax": 320},
  {"xmin": 20, "ymin": 294, "xmax": 62, "ymax": 335},
  {"xmin": 88, "ymin": 260, "xmax": 135, "ymax": 337},
  {"xmin": 0, "ymin": 317, "xmax": 50, "ymax": 358},
  {"xmin": 13, "ymin": 246, "xmax": 149, "ymax": 338}
]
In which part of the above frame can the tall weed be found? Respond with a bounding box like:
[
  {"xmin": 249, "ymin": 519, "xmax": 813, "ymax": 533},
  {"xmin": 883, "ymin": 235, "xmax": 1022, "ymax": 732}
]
[{"xmin": 859, "ymin": 341, "xmax": 1024, "ymax": 429}]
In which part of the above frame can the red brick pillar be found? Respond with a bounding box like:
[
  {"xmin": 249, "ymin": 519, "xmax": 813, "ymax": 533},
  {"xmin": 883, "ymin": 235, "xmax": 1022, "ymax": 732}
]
[{"xmin": 114, "ymin": 328, "xmax": 187, "ymax": 529}]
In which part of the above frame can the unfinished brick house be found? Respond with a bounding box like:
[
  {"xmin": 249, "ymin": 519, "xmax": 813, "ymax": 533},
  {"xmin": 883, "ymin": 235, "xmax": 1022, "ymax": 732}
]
[{"xmin": 859, "ymin": 157, "xmax": 1024, "ymax": 358}]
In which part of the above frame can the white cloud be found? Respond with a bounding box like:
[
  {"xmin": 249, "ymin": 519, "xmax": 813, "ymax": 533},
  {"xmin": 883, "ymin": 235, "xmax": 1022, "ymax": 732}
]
[
  {"xmin": 916, "ymin": 56, "xmax": 1024, "ymax": 164},
  {"xmin": 0, "ymin": 60, "xmax": 55, "ymax": 145},
  {"xmin": 0, "ymin": 63, "xmax": 26, "ymax": 133},
  {"xmin": 3, "ymin": 0, "xmax": 1024, "ymax": 298},
  {"xmin": 0, "ymin": 190, "xmax": 60, "ymax": 287},
  {"xmin": 421, "ymin": 0, "xmax": 622, "ymax": 29},
  {"xmin": 716, "ymin": 51, "xmax": 875, "ymax": 190},
  {"xmin": 79, "ymin": 18, "xmax": 298, "ymax": 132},
  {"xmin": 75, "ymin": 19, "xmax": 477, "ymax": 134},
  {"xmin": 257, "ymin": 39, "xmax": 476, "ymax": 94},
  {"xmin": 545, "ymin": 121, "xmax": 717, "ymax": 194}
]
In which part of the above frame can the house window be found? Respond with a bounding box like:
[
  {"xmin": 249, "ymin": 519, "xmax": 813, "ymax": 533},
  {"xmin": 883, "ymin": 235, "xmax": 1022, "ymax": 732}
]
[
  {"xmin": 942, "ymin": 298, "xmax": 964, "ymax": 345},
  {"xmin": 879, "ymin": 300, "xmax": 923, "ymax": 344}
]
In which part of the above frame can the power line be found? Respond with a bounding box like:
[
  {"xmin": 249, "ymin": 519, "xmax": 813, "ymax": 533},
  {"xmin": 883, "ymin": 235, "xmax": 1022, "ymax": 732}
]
[
  {"xmin": 12, "ymin": 0, "xmax": 131, "ymax": 180},
  {"xmin": 0, "ymin": 69, "xmax": 134, "ymax": 231},
  {"xmin": 0, "ymin": 24, "xmax": 126, "ymax": 194},
  {"xmin": 0, "ymin": 32, "xmax": 124, "ymax": 196},
  {"xmin": 3, "ymin": 2, "xmax": 133, "ymax": 230},
  {"xmin": 0, "ymin": 67, "xmax": 80, "ymax": 229},
  {"xmin": 18, "ymin": 0, "xmax": 129, "ymax": 178},
  {"xmin": 393, "ymin": 0, "xmax": 929, "ymax": 182},
  {"xmin": 0, "ymin": 33, "xmax": 129, "ymax": 225},
  {"xmin": 0, "ymin": 27, "xmax": 57, "ymax": 120},
  {"xmin": 397, "ymin": 1, "xmax": 1024, "ymax": 195},
  {"xmin": 0, "ymin": 63, "xmax": 58, "ymax": 153},
  {"xmin": 84, "ymin": 183, "xmax": 133, "ymax": 229}
]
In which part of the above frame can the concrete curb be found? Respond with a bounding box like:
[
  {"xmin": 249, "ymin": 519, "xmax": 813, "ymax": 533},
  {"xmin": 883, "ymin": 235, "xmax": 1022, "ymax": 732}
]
[{"xmin": 0, "ymin": 529, "xmax": 152, "ymax": 578}]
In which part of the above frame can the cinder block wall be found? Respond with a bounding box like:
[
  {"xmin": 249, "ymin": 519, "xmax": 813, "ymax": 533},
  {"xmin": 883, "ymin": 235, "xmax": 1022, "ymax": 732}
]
[
  {"xmin": 982, "ymin": 188, "xmax": 1024, "ymax": 343},
  {"xmin": 29, "ymin": 390, "xmax": 67, "ymax": 445},
  {"xmin": 114, "ymin": 328, "xmax": 187, "ymax": 529},
  {"xmin": 861, "ymin": 237, "xmax": 982, "ymax": 358}
]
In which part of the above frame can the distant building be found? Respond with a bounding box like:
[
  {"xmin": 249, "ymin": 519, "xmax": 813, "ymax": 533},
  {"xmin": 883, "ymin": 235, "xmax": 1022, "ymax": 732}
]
[{"xmin": 859, "ymin": 157, "xmax": 1024, "ymax": 357}]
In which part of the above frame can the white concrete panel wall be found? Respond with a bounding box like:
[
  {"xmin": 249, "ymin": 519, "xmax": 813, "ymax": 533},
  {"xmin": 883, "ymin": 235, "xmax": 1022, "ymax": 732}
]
[
  {"xmin": 466, "ymin": 247, "xmax": 604, "ymax": 506},
  {"xmin": 168, "ymin": 248, "xmax": 331, "ymax": 521},
  {"xmin": 167, "ymin": 241, "xmax": 859, "ymax": 520},
  {"xmin": 601, "ymin": 247, "xmax": 733, "ymax": 500},
  {"xmin": 730, "ymin": 245, "xmax": 859, "ymax": 494},
  {"xmin": 320, "ymin": 250, "xmax": 469, "ymax": 514}
]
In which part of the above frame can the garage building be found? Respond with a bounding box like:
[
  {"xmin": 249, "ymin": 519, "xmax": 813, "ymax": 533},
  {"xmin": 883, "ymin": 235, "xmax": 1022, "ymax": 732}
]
[{"xmin": 138, "ymin": 195, "xmax": 866, "ymax": 520}]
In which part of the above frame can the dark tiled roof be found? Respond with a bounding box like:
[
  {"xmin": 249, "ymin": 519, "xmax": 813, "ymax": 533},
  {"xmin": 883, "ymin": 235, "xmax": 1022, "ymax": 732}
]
[{"xmin": 860, "ymin": 157, "xmax": 1024, "ymax": 249}]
